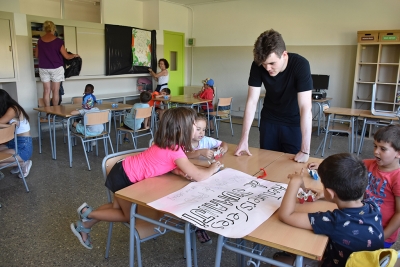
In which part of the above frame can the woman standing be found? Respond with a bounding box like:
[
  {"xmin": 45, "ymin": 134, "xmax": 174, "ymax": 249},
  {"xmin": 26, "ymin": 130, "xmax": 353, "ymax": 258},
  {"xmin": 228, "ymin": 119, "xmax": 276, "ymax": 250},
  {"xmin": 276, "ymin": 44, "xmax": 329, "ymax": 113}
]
[
  {"xmin": 148, "ymin": 58, "xmax": 169, "ymax": 92},
  {"xmin": 0, "ymin": 90, "xmax": 33, "ymax": 178},
  {"xmin": 35, "ymin": 20, "xmax": 79, "ymax": 106}
]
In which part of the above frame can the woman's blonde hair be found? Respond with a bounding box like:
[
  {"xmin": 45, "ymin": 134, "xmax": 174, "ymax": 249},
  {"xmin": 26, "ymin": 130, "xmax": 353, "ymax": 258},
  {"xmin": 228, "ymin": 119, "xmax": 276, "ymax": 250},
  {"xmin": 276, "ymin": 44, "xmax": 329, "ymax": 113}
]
[{"xmin": 43, "ymin": 21, "xmax": 56, "ymax": 33}]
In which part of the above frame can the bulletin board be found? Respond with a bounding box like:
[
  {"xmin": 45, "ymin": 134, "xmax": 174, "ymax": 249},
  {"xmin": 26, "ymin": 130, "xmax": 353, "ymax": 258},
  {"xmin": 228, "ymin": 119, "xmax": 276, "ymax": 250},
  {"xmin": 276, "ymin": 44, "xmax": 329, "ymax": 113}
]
[{"xmin": 105, "ymin": 24, "xmax": 157, "ymax": 75}]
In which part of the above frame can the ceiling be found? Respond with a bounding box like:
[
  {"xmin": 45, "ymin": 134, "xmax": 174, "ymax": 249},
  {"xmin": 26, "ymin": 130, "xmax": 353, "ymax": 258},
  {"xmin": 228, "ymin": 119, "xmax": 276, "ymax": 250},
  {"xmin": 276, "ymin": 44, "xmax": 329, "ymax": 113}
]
[{"xmin": 139, "ymin": 0, "xmax": 239, "ymax": 6}]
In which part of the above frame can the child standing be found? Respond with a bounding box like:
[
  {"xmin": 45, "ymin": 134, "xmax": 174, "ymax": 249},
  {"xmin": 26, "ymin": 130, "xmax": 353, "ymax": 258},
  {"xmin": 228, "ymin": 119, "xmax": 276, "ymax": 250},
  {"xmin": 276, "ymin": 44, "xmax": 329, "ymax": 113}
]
[
  {"xmin": 71, "ymin": 84, "xmax": 103, "ymax": 137},
  {"xmin": 197, "ymin": 79, "xmax": 215, "ymax": 133},
  {"xmin": 278, "ymin": 153, "xmax": 383, "ymax": 266},
  {"xmin": 123, "ymin": 91, "xmax": 152, "ymax": 143},
  {"xmin": 185, "ymin": 113, "xmax": 228, "ymax": 244},
  {"xmin": 70, "ymin": 107, "xmax": 222, "ymax": 249},
  {"xmin": 308, "ymin": 125, "xmax": 400, "ymax": 249}
]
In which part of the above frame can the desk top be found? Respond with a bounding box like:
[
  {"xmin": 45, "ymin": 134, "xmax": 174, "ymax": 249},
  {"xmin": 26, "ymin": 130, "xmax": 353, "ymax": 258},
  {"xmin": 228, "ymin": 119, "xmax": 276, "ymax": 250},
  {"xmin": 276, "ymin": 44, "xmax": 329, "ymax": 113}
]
[
  {"xmin": 312, "ymin": 97, "xmax": 332, "ymax": 103},
  {"xmin": 324, "ymin": 107, "xmax": 365, "ymax": 116},
  {"xmin": 189, "ymin": 143, "xmax": 283, "ymax": 176},
  {"xmin": 34, "ymin": 102, "xmax": 133, "ymax": 117},
  {"xmin": 262, "ymin": 153, "xmax": 324, "ymax": 190},
  {"xmin": 358, "ymin": 109, "xmax": 399, "ymax": 120},
  {"xmin": 169, "ymin": 95, "xmax": 212, "ymax": 105}
]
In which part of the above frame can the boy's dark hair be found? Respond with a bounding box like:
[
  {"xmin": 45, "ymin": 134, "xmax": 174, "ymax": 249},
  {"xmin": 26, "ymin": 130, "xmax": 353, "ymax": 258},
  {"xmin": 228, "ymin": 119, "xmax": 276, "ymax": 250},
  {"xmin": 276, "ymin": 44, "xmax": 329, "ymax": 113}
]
[
  {"xmin": 196, "ymin": 113, "xmax": 207, "ymax": 123},
  {"xmin": 154, "ymin": 107, "xmax": 196, "ymax": 152},
  {"xmin": 159, "ymin": 58, "xmax": 169, "ymax": 69},
  {"xmin": 162, "ymin": 88, "xmax": 171, "ymax": 95},
  {"xmin": 85, "ymin": 84, "xmax": 94, "ymax": 94},
  {"xmin": 253, "ymin": 29, "xmax": 286, "ymax": 65},
  {"xmin": 374, "ymin": 124, "xmax": 400, "ymax": 151},
  {"xmin": 139, "ymin": 91, "xmax": 152, "ymax": 103},
  {"xmin": 318, "ymin": 153, "xmax": 368, "ymax": 201}
]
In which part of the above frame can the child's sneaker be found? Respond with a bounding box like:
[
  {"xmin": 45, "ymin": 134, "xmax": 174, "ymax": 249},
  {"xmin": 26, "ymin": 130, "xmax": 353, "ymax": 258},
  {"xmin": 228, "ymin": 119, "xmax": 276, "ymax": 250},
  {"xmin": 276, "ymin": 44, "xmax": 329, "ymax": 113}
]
[
  {"xmin": 123, "ymin": 137, "xmax": 130, "ymax": 143},
  {"xmin": 195, "ymin": 229, "xmax": 212, "ymax": 245},
  {"xmin": 91, "ymin": 140, "xmax": 96, "ymax": 147}
]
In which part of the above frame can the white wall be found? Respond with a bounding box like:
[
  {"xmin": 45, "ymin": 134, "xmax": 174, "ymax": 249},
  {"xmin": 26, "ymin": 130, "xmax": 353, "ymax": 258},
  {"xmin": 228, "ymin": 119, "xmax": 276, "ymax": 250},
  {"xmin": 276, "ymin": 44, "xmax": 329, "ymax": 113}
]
[
  {"xmin": 191, "ymin": 0, "xmax": 400, "ymax": 46},
  {"xmin": 102, "ymin": 0, "xmax": 143, "ymax": 27}
]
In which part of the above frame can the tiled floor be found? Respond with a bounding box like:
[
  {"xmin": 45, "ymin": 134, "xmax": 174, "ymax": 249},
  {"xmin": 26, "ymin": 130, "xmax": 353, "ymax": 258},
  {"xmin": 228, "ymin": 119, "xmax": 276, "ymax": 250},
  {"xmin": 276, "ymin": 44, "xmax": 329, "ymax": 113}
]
[{"xmin": 0, "ymin": 119, "xmax": 398, "ymax": 266}]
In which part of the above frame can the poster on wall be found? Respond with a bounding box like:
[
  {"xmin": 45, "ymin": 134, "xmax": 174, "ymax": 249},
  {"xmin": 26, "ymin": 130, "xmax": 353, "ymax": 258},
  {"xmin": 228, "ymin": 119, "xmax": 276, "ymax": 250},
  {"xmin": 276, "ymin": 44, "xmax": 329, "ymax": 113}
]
[{"xmin": 105, "ymin": 24, "xmax": 157, "ymax": 75}]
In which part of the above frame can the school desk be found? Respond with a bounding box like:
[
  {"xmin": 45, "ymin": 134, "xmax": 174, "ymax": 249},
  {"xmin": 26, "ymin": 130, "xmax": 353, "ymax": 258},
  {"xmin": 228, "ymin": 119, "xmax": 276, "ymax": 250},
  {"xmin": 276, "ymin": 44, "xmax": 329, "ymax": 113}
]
[
  {"xmin": 68, "ymin": 92, "xmax": 141, "ymax": 104},
  {"xmin": 33, "ymin": 102, "xmax": 132, "ymax": 166}
]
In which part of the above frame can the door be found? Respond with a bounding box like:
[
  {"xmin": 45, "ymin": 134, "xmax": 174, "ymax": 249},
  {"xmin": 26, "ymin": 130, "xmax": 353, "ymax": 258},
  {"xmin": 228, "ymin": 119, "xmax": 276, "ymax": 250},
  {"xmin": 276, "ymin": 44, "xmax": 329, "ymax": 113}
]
[
  {"xmin": 164, "ymin": 31, "xmax": 184, "ymax": 95},
  {"xmin": 0, "ymin": 19, "xmax": 14, "ymax": 79}
]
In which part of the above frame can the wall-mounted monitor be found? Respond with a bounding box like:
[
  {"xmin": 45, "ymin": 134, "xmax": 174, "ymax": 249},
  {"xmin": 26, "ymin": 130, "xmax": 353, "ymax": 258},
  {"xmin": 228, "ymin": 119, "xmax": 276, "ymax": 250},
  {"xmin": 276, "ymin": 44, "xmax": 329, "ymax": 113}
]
[{"xmin": 311, "ymin": 74, "xmax": 330, "ymax": 92}]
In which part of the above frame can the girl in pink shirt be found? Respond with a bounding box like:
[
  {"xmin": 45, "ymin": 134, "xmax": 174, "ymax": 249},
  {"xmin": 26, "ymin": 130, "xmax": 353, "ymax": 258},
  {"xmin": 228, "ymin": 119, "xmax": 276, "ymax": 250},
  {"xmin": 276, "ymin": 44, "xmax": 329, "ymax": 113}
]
[{"xmin": 70, "ymin": 107, "xmax": 222, "ymax": 249}]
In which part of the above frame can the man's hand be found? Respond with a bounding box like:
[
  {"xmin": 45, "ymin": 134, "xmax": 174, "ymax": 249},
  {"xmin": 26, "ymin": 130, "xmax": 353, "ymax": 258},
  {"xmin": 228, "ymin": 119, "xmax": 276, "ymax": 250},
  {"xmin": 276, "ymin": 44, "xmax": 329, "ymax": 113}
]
[
  {"xmin": 293, "ymin": 151, "xmax": 309, "ymax": 163},
  {"xmin": 234, "ymin": 140, "xmax": 252, "ymax": 156}
]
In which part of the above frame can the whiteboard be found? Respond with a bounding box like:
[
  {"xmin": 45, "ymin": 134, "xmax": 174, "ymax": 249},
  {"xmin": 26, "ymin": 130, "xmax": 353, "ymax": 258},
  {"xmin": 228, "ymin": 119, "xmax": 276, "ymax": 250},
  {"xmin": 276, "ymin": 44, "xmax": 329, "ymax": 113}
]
[{"xmin": 76, "ymin": 27, "xmax": 105, "ymax": 75}]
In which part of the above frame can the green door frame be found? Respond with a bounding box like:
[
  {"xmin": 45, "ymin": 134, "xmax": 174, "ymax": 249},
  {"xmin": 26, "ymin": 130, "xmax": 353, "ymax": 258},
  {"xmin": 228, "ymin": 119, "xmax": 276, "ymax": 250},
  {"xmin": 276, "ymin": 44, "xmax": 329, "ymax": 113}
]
[{"xmin": 163, "ymin": 30, "xmax": 185, "ymax": 95}]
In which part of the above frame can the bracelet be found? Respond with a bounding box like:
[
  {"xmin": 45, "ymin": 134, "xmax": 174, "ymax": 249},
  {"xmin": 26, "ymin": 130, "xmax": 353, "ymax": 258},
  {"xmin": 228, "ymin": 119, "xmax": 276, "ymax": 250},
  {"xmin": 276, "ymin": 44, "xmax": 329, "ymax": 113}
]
[{"xmin": 301, "ymin": 151, "xmax": 309, "ymax": 155}]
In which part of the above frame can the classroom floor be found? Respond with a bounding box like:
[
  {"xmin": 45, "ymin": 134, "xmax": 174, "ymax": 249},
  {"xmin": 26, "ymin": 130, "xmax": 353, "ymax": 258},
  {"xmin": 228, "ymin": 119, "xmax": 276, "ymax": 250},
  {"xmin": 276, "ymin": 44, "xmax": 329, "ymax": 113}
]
[{"xmin": 0, "ymin": 120, "xmax": 397, "ymax": 267}]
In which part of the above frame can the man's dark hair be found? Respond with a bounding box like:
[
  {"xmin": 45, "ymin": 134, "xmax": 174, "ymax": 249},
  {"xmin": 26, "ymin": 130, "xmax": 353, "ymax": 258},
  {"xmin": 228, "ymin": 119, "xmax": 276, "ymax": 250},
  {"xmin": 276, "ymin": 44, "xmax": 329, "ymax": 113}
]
[
  {"xmin": 318, "ymin": 153, "xmax": 368, "ymax": 201},
  {"xmin": 374, "ymin": 124, "xmax": 400, "ymax": 151},
  {"xmin": 139, "ymin": 91, "xmax": 152, "ymax": 103},
  {"xmin": 253, "ymin": 29, "xmax": 286, "ymax": 65}
]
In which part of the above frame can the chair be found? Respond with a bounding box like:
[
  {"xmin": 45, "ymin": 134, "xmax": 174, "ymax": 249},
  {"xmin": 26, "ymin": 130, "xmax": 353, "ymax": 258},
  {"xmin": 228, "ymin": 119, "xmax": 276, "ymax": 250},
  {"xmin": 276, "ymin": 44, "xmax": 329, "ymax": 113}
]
[
  {"xmin": 346, "ymin": 248, "xmax": 400, "ymax": 267},
  {"xmin": 71, "ymin": 96, "xmax": 82, "ymax": 104},
  {"xmin": 315, "ymin": 114, "xmax": 355, "ymax": 157},
  {"xmin": 0, "ymin": 124, "xmax": 29, "ymax": 192},
  {"xmin": 116, "ymin": 106, "xmax": 153, "ymax": 152},
  {"xmin": 70, "ymin": 109, "xmax": 114, "ymax": 170},
  {"xmin": 102, "ymin": 149, "xmax": 198, "ymax": 267},
  {"xmin": 209, "ymin": 97, "xmax": 234, "ymax": 138},
  {"xmin": 37, "ymin": 98, "xmax": 66, "ymax": 154}
]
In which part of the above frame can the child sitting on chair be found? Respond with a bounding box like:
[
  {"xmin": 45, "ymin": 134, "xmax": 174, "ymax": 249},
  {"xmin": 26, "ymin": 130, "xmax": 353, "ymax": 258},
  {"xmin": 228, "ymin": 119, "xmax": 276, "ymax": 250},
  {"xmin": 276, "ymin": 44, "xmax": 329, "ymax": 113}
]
[
  {"xmin": 308, "ymin": 125, "xmax": 400, "ymax": 249},
  {"xmin": 122, "ymin": 91, "xmax": 152, "ymax": 143},
  {"xmin": 149, "ymin": 88, "xmax": 171, "ymax": 122},
  {"xmin": 277, "ymin": 153, "xmax": 383, "ymax": 266},
  {"xmin": 197, "ymin": 79, "xmax": 215, "ymax": 133},
  {"xmin": 185, "ymin": 113, "xmax": 228, "ymax": 244},
  {"xmin": 71, "ymin": 84, "xmax": 103, "ymax": 137}
]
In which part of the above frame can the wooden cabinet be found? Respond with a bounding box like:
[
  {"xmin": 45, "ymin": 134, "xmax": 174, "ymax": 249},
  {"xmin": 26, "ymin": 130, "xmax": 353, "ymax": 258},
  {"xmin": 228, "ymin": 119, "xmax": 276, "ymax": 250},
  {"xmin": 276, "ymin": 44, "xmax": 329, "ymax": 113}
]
[
  {"xmin": 0, "ymin": 18, "xmax": 15, "ymax": 79},
  {"xmin": 352, "ymin": 39, "xmax": 400, "ymax": 112}
]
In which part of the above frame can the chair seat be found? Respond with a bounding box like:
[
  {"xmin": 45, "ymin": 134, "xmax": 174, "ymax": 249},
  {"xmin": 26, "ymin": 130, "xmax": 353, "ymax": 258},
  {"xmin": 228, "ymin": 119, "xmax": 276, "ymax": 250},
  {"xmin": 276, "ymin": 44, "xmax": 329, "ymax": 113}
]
[
  {"xmin": 71, "ymin": 131, "xmax": 109, "ymax": 139},
  {"xmin": 0, "ymin": 153, "xmax": 13, "ymax": 162},
  {"xmin": 209, "ymin": 110, "xmax": 230, "ymax": 116},
  {"xmin": 40, "ymin": 118, "xmax": 49, "ymax": 123},
  {"xmin": 117, "ymin": 127, "xmax": 150, "ymax": 133},
  {"xmin": 328, "ymin": 124, "xmax": 352, "ymax": 133}
]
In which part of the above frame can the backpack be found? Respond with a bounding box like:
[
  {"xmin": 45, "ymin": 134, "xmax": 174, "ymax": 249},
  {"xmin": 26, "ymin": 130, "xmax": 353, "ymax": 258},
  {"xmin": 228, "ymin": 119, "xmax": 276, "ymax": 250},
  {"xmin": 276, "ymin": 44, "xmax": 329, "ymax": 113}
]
[{"xmin": 64, "ymin": 52, "xmax": 82, "ymax": 78}]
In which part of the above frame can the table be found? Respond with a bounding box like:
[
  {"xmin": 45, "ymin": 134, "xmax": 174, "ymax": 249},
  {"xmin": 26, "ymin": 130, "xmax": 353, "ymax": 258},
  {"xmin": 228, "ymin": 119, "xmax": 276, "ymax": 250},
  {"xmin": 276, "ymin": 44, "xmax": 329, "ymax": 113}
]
[
  {"xmin": 312, "ymin": 97, "xmax": 332, "ymax": 136},
  {"xmin": 214, "ymin": 154, "xmax": 331, "ymax": 267},
  {"xmin": 33, "ymin": 102, "xmax": 133, "ymax": 166},
  {"xmin": 116, "ymin": 145, "xmax": 333, "ymax": 267},
  {"xmin": 189, "ymin": 143, "xmax": 284, "ymax": 176},
  {"xmin": 169, "ymin": 95, "xmax": 213, "ymax": 136},
  {"xmin": 356, "ymin": 110, "xmax": 398, "ymax": 155},
  {"xmin": 69, "ymin": 92, "xmax": 141, "ymax": 104}
]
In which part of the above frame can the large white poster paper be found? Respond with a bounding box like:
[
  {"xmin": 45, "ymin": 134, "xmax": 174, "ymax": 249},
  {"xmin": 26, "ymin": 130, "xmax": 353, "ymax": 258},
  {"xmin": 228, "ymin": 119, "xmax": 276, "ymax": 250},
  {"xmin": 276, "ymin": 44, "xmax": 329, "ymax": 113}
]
[{"xmin": 148, "ymin": 168, "xmax": 287, "ymax": 238}]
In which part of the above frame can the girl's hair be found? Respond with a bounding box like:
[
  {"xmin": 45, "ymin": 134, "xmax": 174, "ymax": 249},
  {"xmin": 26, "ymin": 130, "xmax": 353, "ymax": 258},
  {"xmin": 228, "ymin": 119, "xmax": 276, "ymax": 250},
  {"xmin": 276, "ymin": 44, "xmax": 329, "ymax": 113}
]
[
  {"xmin": 0, "ymin": 89, "xmax": 30, "ymax": 122},
  {"xmin": 154, "ymin": 107, "xmax": 196, "ymax": 152},
  {"xmin": 196, "ymin": 113, "xmax": 207, "ymax": 124},
  {"xmin": 84, "ymin": 84, "xmax": 94, "ymax": 94},
  {"xmin": 43, "ymin": 21, "xmax": 56, "ymax": 33},
  {"xmin": 159, "ymin": 58, "xmax": 169, "ymax": 69}
]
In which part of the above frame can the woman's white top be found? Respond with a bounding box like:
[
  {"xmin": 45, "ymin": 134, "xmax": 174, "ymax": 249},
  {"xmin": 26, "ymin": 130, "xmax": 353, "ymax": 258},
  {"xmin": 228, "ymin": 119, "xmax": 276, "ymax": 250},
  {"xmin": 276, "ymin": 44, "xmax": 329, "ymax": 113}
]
[
  {"xmin": 9, "ymin": 117, "xmax": 30, "ymax": 134},
  {"xmin": 158, "ymin": 73, "xmax": 169, "ymax": 90}
]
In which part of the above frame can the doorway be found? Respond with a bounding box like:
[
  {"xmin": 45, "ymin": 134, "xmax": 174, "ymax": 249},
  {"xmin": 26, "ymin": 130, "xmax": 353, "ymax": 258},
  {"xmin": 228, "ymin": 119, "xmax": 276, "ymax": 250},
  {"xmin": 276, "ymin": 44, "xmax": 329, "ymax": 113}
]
[{"xmin": 163, "ymin": 31, "xmax": 184, "ymax": 95}]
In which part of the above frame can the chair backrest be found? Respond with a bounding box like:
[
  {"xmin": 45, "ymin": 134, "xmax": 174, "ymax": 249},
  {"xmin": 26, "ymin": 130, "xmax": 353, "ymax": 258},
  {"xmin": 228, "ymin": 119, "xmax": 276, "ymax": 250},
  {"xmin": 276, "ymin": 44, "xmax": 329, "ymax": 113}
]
[
  {"xmin": 134, "ymin": 106, "xmax": 153, "ymax": 120},
  {"xmin": 84, "ymin": 110, "xmax": 111, "ymax": 126},
  {"xmin": 72, "ymin": 97, "xmax": 82, "ymax": 104},
  {"xmin": 217, "ymin": 97, "xmax": 232, "ymax": 108},
  {"xmin": 371, "ymin": 83, "xmax": 397, "ymax": 118},
  {"xmin": 0, "ymin": 124, "xmax": 16, "ymax": 144},
  {"xmin": 102, "ymin": 148, "xmax": 147, "ymax": 178}
]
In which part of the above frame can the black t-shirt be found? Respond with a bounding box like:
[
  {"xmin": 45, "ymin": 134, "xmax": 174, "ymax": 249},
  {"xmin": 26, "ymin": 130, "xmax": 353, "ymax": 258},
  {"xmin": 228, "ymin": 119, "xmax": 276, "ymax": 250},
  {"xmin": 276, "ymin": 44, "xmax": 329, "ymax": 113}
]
[{"xmin": 248, "ymin": 53, "xmax": 312, "ymax": 126}]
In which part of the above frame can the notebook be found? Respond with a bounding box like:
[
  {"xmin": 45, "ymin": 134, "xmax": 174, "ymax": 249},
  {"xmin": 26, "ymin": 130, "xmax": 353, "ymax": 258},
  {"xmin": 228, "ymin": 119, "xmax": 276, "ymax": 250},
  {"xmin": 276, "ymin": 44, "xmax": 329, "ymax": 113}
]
[{"xmin": 370, "ymin": 84, "xmax": 399, "ymax": 118}]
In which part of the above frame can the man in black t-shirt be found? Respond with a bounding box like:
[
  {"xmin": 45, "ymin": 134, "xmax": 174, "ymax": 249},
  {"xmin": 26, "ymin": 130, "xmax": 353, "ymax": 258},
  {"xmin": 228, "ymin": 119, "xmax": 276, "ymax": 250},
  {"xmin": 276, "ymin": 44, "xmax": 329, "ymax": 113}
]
[{"xmin": 235, "ymin": 29, "xmax": 312, "ymax": 163}]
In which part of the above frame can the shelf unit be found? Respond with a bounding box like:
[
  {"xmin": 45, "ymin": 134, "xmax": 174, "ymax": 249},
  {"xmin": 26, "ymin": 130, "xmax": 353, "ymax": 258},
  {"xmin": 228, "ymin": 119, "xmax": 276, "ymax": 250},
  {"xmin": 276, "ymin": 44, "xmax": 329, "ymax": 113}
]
[
  {"xmin": 352, "ymin": 30, "xmax": 400, "ymax": 136},
  {"xmin": 31, "ymin": 22, "xmax": 64, "ymax": 77}
]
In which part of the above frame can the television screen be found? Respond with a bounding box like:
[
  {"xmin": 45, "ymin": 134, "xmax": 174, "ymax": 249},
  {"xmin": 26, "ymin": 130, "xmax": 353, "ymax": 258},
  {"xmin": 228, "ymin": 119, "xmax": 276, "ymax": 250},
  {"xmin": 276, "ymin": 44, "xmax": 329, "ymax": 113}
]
[{"xmin": 311, "ymin": 74, "xmax": 330, "ymax": 91}]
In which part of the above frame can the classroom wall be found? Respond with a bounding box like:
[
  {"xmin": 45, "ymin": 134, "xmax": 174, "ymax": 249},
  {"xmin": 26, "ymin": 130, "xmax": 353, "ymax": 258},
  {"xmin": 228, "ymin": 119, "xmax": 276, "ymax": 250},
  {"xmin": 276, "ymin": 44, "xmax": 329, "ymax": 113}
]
[{"xmin": 189, "ymin": 0, "xmax": 400, "ymax": 115}]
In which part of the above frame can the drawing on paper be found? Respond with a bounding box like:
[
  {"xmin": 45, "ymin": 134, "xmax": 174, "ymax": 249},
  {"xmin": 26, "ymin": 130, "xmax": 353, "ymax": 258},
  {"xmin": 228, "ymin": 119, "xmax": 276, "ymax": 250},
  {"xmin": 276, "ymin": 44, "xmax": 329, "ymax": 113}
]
[{"xmin": 132, "ymin": 29, "xmax": 151, "ymax": 67}]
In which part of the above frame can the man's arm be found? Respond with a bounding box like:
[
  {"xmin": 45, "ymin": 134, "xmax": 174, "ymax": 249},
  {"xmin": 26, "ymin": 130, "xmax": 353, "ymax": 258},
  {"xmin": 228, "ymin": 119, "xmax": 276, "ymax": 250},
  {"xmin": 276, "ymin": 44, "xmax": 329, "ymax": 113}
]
[
  {"xmin": 278, "ymin": 172, "xmax": 313, "ymax": 230},
  {"xmin": 234, "ymin": 86, "xmax": 261, "ymax": 156},
  {"xmin": 293, "ymin": 90, "xmax": 312, "ymax": 163}
]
